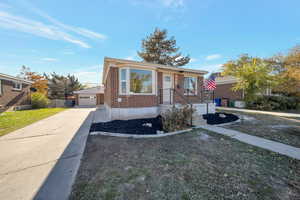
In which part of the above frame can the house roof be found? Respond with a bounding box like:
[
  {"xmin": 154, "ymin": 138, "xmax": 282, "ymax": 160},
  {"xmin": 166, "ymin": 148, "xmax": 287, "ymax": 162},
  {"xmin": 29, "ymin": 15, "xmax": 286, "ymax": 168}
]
[
  {"xmin": 0, "ymin": 73, "xmax": 33, "ymax": 84},
  {"xmin": 102, "ymin": 57, "xmax": 208, "ymax": 84},
  {"xmin": 74, "ymin": 86, "xmax": 104, "ymax": 94},
  {"xmin": 215, "ymin": 76, "xmax": 237, "ymax": 85}
]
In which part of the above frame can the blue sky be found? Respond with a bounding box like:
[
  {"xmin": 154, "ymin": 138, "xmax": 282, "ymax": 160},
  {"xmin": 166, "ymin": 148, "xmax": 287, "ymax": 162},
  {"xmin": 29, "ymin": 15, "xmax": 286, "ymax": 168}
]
[{"xmin": 0, "ymin": 0, "xmax": 299, "ymax": 85}]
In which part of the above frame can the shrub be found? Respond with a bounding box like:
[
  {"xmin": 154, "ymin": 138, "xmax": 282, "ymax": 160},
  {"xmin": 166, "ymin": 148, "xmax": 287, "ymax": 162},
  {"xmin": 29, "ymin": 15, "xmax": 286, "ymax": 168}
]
[
  {"xmin": 162, "ymin": 105, "xmax": 194, "ymax": 132},
  {"xmin": 246, "ymin": 95, "xmax": 300, "ymax": 111},
  {"xmin": 31, "ymin": 92, "xmax": 50, "ymax": 109}
]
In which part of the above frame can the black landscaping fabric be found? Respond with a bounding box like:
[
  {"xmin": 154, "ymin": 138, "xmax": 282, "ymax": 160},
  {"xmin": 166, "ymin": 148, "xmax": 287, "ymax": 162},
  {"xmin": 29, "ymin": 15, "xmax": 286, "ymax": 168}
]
[
  {"xmin": 90, "ymin": 116, "xmax": 163, "ymax": 135},
  {"xmin": 203, "ymin": 112, "xmax": 239, "ymax": 125}
]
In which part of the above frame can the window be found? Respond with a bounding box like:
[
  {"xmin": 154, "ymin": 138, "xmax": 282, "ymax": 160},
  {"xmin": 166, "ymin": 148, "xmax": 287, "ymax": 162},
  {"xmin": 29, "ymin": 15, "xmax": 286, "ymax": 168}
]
[
  {"xmin": 120, "ymin": 68, "xmax": 127, "ymax": 94},
  {"xmin": 119, "ymin": 68, "xmax": 154, "ymax": 95},
  {"xmin": 184, "ymin": 77, "xmax": 197, "ymax": 95},
  {"xmin": 13, "ymin": 82, "xmax": 22, "ymax": 90},
  {"xmin": 130, "ymin": 69, "xmax": 152, "ymax": 94}
]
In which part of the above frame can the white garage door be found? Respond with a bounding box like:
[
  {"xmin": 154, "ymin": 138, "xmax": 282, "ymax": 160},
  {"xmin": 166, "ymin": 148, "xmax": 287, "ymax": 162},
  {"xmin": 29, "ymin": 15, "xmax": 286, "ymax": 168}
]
[{"xmin": 78, "ymin": 94, "xmax": 96, "ymax": 106}]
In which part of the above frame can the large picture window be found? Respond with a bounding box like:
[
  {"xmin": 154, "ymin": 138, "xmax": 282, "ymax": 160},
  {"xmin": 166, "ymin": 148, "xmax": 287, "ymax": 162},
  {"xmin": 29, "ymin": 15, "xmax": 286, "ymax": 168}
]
[
  {"xmin": 184, "ymin": 76, "xmax": 197, "ymax": 95},
  {"xmin": 119, "ymin": 68, "xmax": 154, "ymax": 95}
]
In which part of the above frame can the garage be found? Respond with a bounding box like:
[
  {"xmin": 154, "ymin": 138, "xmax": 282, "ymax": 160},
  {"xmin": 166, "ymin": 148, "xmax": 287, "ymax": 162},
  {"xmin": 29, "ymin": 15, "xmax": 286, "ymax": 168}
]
[
  {"xmin": 78, "ymin": 94, "xmax": 96, "ymax": 106},
  {"xmin": 74, "ymin": 86, "xmax": 104, "ymax": 107}
]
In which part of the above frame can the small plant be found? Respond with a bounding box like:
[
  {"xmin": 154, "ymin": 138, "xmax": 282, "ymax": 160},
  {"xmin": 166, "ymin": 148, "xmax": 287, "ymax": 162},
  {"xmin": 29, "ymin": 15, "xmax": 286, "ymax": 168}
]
[
  {"xmin": 31, "ymin": 92, "xmax": 50, "ymax": 109},
  {"xmin": 162, "ymin": 105, "xmax": 194, "ymax": 132}
]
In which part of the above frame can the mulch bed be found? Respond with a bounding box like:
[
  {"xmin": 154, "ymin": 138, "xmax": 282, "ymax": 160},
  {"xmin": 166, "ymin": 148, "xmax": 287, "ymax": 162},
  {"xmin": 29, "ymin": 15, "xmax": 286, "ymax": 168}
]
[
  {"xmin": 203, "ymin": 112, "xmax": 239, "ymax": 125},
  {"xmin": 90, "ymin": 116, "xmax": 163, "ymax": 135}
]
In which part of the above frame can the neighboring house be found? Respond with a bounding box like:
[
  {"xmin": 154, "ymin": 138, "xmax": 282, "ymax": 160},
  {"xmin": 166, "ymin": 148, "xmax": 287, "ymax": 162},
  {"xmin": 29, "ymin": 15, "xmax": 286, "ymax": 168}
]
[
  {"xmin": 102, "ymin": 57, "xmax": 215, "ymax": 120},
  {"xmin": 214, "ymin": 76, "xmax": 244, "ymax": 101},
  {"xmin": 0, "ymin": 73, "xmax": 33, "ymax": 111},
  {"xmin": 214, "ymin": 75, "xmax": 273, "ymax": 107},
  {"xmin": 74, "ymin": 86, "xmax": 104, "ymax": 107}
]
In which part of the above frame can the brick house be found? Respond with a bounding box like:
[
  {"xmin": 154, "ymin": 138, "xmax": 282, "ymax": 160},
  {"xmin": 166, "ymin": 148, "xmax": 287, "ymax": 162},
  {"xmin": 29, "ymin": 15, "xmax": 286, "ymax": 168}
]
[
  {"xmin": 0, "ymin": 73, "xmax": 33, "ymax": 111},
  {"xmin": 214, "ymin": 76, "xmax": 244, "ymax": 101},
  {"xmin": 102, "ymin": 57, "xmax": 215, "ymax": 120}
]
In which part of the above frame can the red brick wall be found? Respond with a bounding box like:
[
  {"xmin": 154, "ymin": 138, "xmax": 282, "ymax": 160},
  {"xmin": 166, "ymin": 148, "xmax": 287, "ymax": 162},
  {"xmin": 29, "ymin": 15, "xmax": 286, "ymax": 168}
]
[
  {"xmin": 104, "ymin": 67, "xmax": 204, "ymax": 108},
  {"xmin": 214, "ymin": 83, "xmax": 243, "ymax": 100},
  {"xmin": 0, "ymin": 80, "xmax": 31, "ymax": 107},
  {"xmin": 105, "ymin": 67, "xmax": 158, "ymax": 108},
  {"xmin": 173, "ymin": 75, "xmax": 203, "ymax": 104}
]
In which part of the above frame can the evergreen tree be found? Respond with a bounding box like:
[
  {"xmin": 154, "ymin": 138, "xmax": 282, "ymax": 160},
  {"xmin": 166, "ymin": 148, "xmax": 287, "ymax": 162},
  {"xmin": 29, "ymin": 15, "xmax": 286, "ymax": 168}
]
[{"xmin": 138, "ymin": 28, "xmax": 190, "ymax": 67}]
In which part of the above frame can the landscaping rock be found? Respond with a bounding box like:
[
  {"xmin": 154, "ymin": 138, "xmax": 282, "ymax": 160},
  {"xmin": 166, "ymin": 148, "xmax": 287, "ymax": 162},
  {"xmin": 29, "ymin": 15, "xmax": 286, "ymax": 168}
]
[{"xmin": 90, "ymin": 116, "xmax": 163, "ymax": 135}]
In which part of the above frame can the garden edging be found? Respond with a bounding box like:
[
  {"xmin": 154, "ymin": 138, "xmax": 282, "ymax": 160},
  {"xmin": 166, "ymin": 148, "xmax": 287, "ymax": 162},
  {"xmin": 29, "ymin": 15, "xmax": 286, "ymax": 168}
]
[{"xmin": 90, "ymin": 128, "xmax": 193, "ymax": 138}]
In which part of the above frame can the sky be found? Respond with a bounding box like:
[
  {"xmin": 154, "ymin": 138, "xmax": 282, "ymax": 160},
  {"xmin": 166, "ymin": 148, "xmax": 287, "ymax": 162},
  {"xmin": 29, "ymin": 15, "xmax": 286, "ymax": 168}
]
[{"xmin": 0, "ymin": 0, "xmax": 299, "ymax": 85}]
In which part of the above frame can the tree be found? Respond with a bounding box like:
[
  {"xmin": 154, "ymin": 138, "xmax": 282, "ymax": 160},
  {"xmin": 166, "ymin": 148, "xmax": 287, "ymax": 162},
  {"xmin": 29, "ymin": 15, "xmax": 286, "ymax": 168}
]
[
  {"xmin": 138, "ymin": 28, "xmax": 190, "ymax": 67},
  {"xmin": 222, "ymin": 55, "xmax": 276, "ymax": 102},
  {"xmin": 19, "ymin": 66, "xmax": 48, "ymax": 94},
  {"xmin": 46, "ymin": 73, "xmax": 84, "ymax": 99},
  {"xmin": 268, "ymin": 46, "xmax": 300, "ymax": 96}
]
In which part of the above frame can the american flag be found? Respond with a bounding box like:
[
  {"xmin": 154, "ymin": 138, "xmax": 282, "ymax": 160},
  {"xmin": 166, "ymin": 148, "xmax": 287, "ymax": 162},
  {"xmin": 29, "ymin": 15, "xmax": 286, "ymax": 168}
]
[{"xmin": 204, "ymin": 76, "xmax": 216, "ymax": 90}]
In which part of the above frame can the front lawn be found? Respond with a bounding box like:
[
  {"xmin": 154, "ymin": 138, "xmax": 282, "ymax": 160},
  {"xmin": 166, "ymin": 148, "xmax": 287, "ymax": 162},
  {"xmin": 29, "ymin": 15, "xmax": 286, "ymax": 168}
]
[
  {"xmin": 222, "ymin": 111, "xmax": 300, "ymax": 148},
  {"xmin": 0, "ymin": 108, "xmax": 67, "ymax": 136},
  {"xmin": 70, "ymin": 129, "xmax": 300, "ymax": 200}
]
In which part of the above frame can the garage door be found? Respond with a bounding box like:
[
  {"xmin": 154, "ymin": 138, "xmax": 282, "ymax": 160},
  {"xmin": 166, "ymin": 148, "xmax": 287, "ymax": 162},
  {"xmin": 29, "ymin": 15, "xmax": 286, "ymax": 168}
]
[{"xmin": 78, "ymin": 94, "xmax": 96, "ymax": 106}]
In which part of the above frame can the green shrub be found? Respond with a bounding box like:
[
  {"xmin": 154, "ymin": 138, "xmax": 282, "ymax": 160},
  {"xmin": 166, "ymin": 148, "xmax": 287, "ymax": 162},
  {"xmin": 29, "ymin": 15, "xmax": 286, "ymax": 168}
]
[
  {"xmin": 246, "ymin": 95, "xmax": 300, "ymax": 111},
  {"xmin": 31, "ymin": 92, "xmax": 50, "ymax": 109},
  {"xmin": 162, "ymin": 105, "xmax": 194, "ymax": 132}
]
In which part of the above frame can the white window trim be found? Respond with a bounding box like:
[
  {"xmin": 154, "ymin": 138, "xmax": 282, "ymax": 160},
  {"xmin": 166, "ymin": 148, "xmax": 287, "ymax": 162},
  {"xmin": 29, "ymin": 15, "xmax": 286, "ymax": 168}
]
[
  {"xmin": 119, "ymin": 67, "xmax": 156, "ymax": 95},
  {"xmin": 12, "ymin": 81, "xmax": 22, "ymax": 91},
  {"xmin": 184, "ymin": 76, "xmax": 197, "ymax": 96}
]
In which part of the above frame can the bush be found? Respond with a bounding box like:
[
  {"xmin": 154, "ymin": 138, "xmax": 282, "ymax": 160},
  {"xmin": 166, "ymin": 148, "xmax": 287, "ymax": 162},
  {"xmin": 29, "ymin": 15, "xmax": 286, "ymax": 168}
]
[
  {"xmin": 162, "ymin": 105, "xmax": 194, "ymax": 132},
  {"xmin": 246, "ymin": 95, "xmax": 300, "ymax": 111},
  {"xmin": 31, "ymin": 92, "xmax": 50, "ymax": 109}
]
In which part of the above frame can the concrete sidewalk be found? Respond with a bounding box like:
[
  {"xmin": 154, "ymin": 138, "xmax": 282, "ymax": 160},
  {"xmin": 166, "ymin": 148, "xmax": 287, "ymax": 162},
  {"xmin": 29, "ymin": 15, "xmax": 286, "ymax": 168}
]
[
  {"xmin": 0, "ymin": 108, "xmax": 95, "ymax": 200},
  {"xmin": 217, "ymin": 107, "xmax": 300, "ymax": 118},
  {"xmin": 198, "ymin": 125, "xmax": 300, "ymax": 160}
]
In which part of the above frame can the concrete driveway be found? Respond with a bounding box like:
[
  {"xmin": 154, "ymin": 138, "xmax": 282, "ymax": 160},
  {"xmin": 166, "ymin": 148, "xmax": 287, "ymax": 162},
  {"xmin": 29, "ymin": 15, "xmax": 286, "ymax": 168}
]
[{"xmin": 0, "ymin": 108, "xmax": 95, "ymax": 200}]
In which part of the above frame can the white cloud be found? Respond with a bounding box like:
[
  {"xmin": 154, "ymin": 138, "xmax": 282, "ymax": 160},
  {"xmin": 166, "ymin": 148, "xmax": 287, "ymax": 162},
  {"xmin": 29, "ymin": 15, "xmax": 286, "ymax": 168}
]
[
  {"xmin": 205, "ymin": 54, "xmax": 222, "ymax": 61},
  {"xmin": 72, "ymin": 64, "xmax": 103, "ymax": 84},
  {"xmin": 160, "ymin": 0, "xmax": 185, "ymax": 8},
  {"xmin": 0, "ymin": 11, "xmax": 91, "ymax": 48},
  {"xmin": 0, "ymin": 2, "xmax": 107, "ymax": 48},
  {"xmin": 190, "ymin": 58, "xmax": 198, "ymax": 63},
  {"xmin": 41, "ymin": 57, "xmax": 58, "ymax": 62}
]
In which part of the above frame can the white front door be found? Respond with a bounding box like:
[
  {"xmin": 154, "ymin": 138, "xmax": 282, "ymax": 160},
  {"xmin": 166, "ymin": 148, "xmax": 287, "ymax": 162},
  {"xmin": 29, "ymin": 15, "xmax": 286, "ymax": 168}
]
[
  {"xmin": 78, "ymin": 94, "xmax": 96, "ymax": 106},
  {"xmin": 163, "ymin": 74, "xmax": 173, "ymax": 104}
]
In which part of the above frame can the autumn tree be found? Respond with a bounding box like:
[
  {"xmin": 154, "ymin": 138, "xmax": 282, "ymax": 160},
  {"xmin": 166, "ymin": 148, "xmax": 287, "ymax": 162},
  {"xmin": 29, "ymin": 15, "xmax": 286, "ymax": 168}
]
[
  {"xmin": 138, "ymin": 28, "xmax": 190, "ymax": 67},
  {"xmin": 222, "ymin": 55, "xmax": 276, "ymax": 102},
  {"xmin": 268, "ymin": 46, "xmax": 300, "ymax": 96},
  {"xmin": 19, "ymin": 66, "xmax": 48, "ymax": 94}
]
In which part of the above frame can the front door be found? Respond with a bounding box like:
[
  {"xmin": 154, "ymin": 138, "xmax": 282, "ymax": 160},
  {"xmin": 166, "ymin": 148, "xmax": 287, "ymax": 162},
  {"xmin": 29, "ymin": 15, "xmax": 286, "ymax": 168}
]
[{"xmin": 163, "ymin": 74, "xmax": 173, "ymax": 104}]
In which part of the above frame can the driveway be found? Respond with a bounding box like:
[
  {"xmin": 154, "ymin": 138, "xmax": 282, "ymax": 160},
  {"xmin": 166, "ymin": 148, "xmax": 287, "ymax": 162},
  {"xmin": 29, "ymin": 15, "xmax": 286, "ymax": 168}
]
[{"xmin": 0, "ymin": 108, "xmax": 95, "ymax": 200}]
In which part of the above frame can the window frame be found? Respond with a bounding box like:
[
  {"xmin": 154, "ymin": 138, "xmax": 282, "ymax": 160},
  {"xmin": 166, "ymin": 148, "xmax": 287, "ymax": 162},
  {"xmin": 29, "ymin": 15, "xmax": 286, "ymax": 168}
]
[
  {"xmin": 183, "ymin": 76, "xmax": 197, "ymax": 96},
  {"xmin": 12, "ymin": 81, "xmax": 22, "ymax": 91},
  {"xmin": 119, "ymin": 67, "xmax": 156, "ymax": 95}
]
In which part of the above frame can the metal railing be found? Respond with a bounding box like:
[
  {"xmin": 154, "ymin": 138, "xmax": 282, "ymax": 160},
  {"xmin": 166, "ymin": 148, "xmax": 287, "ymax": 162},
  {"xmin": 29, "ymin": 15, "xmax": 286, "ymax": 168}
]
[{"xmin": 158, "ymin": 88, "xmax": 194, "ymax": 126}]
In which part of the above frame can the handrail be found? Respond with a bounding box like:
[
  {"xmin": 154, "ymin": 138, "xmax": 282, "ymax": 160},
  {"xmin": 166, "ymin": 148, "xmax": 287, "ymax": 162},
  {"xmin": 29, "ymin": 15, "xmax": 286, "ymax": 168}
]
[{"xmin": 159, "ymin": 88, "xmax": 193, "ymax": 126}]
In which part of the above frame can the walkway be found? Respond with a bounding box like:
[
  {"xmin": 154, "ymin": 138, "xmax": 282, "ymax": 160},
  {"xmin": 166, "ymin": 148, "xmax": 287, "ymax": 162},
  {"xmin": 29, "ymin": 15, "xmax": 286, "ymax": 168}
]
[
  {"xmin": 217, "ymin": 107, "xmax": 300, "ymax": 118},
  {"xmin": 0, "ymin": 108, "xmax": 95, "ymax": 200},
  {"xmin": 198, "ymin": 125, "xmax": 300, "ymax": 160}
]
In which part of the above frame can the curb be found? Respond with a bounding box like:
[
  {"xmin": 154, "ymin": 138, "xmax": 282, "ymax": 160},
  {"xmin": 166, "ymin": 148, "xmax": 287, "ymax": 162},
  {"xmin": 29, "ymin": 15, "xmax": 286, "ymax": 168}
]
[{"xmin": 90, "ymin": 128, "xmax": 193, "ymax": 138}]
